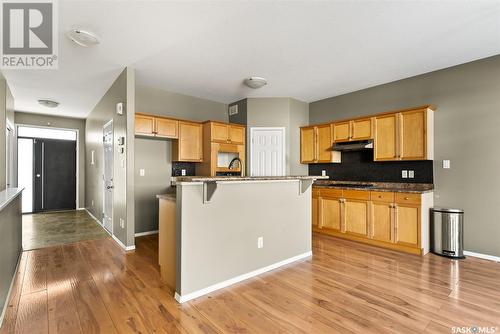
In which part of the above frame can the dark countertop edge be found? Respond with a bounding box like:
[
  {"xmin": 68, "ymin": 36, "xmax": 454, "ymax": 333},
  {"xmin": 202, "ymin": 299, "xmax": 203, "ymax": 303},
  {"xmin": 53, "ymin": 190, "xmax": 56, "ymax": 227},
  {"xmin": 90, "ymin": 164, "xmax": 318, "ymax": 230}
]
[
  {"xmin": 0, "ymin": 188, "xmax": 24, "ymax": 212},
  {"xmin": 312, "ymin": 185, "xmax": 433, "ymax": 194},
  {"xmin": 175, "ymin": 176, "xmax": 328, "ymax": 182}
]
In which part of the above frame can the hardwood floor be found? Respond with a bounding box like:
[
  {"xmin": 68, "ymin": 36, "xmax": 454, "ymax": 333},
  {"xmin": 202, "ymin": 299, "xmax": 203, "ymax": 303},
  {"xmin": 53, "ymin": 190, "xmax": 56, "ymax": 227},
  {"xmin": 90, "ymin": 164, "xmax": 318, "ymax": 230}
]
[{"xmin": 2, "ymin": 233, "xmax": 500, "ymax": 333}]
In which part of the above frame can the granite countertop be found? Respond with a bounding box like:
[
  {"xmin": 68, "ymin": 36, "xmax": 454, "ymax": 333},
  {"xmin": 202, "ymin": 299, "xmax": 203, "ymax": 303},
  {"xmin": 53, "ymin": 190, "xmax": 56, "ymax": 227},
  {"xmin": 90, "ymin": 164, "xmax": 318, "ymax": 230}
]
[
  {"xmin": 175, "ymin": 175, "xmax": 328, "ymax": 183},
  {"xmin": 0, "ymin": 188, "xmax": 24, "ymax": 211},
  {"xmin": 313, "ymin": 180, "xmax": 434, "ymax": 193}
]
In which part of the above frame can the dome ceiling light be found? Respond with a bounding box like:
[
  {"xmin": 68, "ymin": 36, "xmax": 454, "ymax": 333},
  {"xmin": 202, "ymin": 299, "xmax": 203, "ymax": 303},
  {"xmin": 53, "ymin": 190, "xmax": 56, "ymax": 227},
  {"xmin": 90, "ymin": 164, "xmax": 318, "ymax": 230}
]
[
  {"xmin": 66, "ymin": 29, "xmax": 100, "ymax": 47},
  {"xmin": 244, "ymin": 77, "xmax": 267, "ymax": 89}
]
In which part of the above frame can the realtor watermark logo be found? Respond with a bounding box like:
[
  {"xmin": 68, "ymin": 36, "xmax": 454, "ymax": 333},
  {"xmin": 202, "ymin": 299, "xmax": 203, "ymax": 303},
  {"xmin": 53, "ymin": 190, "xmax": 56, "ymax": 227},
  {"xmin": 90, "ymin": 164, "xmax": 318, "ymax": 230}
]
[
  {"xmin": 452, "ymin": 326, "xmax": 498, "ymax": 334},
  {"xmin": 1, "ymin": 0, "xmax": 58, "ymax": 69}
]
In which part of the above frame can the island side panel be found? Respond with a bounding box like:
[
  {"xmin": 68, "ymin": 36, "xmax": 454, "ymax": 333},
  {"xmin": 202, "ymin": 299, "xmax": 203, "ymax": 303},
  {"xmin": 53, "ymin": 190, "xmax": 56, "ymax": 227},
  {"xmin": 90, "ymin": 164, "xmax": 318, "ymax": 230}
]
[{"xmin": 177, "ymin": 180, "xmax": 312, "ymax": 297}]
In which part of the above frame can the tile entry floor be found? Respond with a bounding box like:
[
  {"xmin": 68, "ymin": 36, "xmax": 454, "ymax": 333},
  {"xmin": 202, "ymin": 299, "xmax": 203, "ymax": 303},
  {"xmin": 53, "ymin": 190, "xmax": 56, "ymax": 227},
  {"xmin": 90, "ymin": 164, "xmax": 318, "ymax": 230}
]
[{"xmin": 22, "ymin": 210, "xmax": 109, "ymax": 250}]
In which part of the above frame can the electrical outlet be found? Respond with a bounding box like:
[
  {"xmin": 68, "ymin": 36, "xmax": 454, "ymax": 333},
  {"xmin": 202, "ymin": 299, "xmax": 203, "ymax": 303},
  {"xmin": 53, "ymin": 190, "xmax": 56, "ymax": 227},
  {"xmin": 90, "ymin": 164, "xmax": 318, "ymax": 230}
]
[
  {"xmin": 257, "ymin": 237, "xmax": 264, "ymax": 249},
  {"xmin": 120, "ymin": 218, "xmax": 125, "ymax": 229},
  {"xmin": 402, "ymin": 170, "xmax": 408, "ymax": 178},
  {"xmin": 408, "ymin": 170, "xmax": 415, "ymax": 178},
  {"xmin": 139, "ymin": 168, "xmax": 145, "ymax": 176},
  {"xmin": 443, "ymin": 160, "xmax": 451, "ymax": 169},
  {"xmin": 181, "ymin": 169, "xmax": 186, "ymax": 176},
  {"xmin": 321, "ymin": 170, "xmax": 327, "ymax": 177}
]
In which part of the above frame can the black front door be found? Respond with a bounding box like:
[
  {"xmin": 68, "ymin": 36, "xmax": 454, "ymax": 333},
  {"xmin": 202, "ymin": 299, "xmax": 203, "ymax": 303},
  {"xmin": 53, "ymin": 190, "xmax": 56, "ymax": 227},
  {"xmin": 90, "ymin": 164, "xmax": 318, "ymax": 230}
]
[{"xmin": 33, "ymin": 138, "xmax": 76, "ymax": 212}]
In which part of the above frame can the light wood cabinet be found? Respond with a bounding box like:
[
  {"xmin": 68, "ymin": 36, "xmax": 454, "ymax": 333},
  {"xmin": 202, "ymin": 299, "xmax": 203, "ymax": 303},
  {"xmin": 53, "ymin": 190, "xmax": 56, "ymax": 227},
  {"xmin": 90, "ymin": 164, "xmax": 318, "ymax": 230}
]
[
  {"xmin": 312, "ymin": 188, "xmax": 319, "ymax": 227},
  {"xmin": 158, "ymin": 197, "xmax": 176, "ymax": 292},
  {"xmin": 172, "ymin": 121, "xmax": 203, "ymax": 162},
  {"xmin": 135, "ymin": 114, "xmax": 155, "ymax": 136},
  {"xmin": 333, "ymin": 118, "xmax": 372, "ymax": 142},
  {"xmin": 155, "ymin": 117, "xmax": 178, "ymax": 138},
  {"xmin": 374, "ymin": 114, "xmax": 398, "ymax": 161},
  {"xmin": 313, "ymin": 187, "xmax": 432, "ymax": 255},
  {"xmin": 399, "ymin": 109, "xmax": 426, "ymax": 160},
  {"xmin": 300, "ymin": 124, "xmax": 340, "ymax": 164},
  {"xmin": 209, "ymin": 122, "xmax": 245, "ymax": 144}
]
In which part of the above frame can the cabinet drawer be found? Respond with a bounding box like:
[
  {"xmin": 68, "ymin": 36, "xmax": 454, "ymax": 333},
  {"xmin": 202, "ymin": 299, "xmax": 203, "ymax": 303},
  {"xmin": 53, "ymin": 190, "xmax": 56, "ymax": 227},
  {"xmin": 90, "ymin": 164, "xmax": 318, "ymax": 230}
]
[
  {"xmin": 370, "ymin": 191, "xmax": 395, "ymax": 203},
  {"xmin": 343, "ymin": 189, "xmax": 370, "ymax": 201},
  {"xmin": 319, "ymin": 188, "xmax": 343, "ymax": 198},
  {"xmin": 395, "ymin": 192, "xmax": 421, "ymax": 205}
]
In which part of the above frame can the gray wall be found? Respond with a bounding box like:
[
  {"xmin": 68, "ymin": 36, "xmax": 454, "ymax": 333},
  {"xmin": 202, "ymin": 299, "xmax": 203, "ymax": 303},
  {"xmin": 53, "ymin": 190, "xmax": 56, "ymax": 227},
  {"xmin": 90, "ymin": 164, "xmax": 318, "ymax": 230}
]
[
  {"xmin": 228, "ymin": 99, "xmax": 247, "ymax": 125},
  {"xmin": 0, "ymin": 191, "xmax": 22, "ymax": 320},
  {"xmin": 86, "ymin": 68, "xmax": 135, "ymax": 247},
  {"xmin": 246, "ymin": 98, "xmax": 309, "ymax": 176},
  {"xmin": 177, "ymin": 181, "xmax": 311, "ymax": 296},
  {"xmin": 0, "ymin": 74, "xmax": 6, "ymax": 189},
  {"xmin": 14, "ymin": 112, "xmax": 86, "ymax": 208},
  {"xmin": 134, "ymin": 85, "xmax": 227, "ymax": 234},
  {"xmin": 310, "ymin": 55, "xmax": 500, "ymax": 257}
]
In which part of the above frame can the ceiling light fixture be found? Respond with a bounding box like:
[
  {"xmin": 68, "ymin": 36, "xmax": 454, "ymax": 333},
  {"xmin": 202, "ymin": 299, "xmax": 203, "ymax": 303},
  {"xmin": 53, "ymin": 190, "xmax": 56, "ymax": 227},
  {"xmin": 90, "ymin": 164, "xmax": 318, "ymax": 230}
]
[
  {"xmin": 244, "ymin": 77, "xmax": 267, "ymax": 89},
  {"xmin": 66, "ymin": 29, "xmax": 100, "ymax": 47},
  {"xmin": 38, "ymin": 99, "xmax": 60, "ymax": 108}
]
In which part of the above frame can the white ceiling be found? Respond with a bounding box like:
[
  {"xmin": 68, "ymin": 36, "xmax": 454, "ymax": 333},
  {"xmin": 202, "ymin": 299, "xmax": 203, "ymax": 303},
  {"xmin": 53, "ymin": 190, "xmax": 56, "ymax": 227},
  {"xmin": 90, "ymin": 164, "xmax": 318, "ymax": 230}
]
[{"xmin": 3, "ymin": 1, "xmax": 500, "ymax": 118}]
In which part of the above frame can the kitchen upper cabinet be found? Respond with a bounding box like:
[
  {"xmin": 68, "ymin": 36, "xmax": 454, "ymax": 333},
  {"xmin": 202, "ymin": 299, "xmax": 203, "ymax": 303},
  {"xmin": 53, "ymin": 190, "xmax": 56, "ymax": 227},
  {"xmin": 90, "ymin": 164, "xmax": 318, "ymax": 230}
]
[
  {"xmin": 399, "ymin": 109, "xmax": 426, "ymax": 160},
  {"xmin": 333, "ymin": 122, "xmax": 350, "ymax": 142},
  {"xmin": 374, "ymin": 114, "xmax": 398, "ymax": 161},
  {"xmin": 209, "ymin": 122, "xmax": 245, "ymax": 144},
  {"xmin": 333, "ymin": 118, "xmax": 372, "ymax": 142},
  {"xmin": 155, "ymin": 117, "xmax": 178, "ymax": 138},
  {"xmin": 229, "ymin": 125, "xmax": 245, "ymax": 145},
  {"xmin": 300, "ymin": 127, "xmax": 316, "ymax": 163},
  {"xmin": 135, "ymin": 114, "xmax": 155, "ymax": 136},
  {"xmin": 173, "ymin": 121, "xmax": 203, "ymax": 162},
  {"xmin": 300, "ymin": 124, "xmax": 339, "ymax": 164}
]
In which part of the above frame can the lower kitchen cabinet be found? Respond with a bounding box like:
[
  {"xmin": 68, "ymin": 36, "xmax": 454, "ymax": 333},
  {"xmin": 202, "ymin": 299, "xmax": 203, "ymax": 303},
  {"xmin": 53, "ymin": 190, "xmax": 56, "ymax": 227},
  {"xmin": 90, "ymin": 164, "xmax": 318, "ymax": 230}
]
[{"xmin": 312, "ymin": 187, "xmax": 432, "ymax": 255}]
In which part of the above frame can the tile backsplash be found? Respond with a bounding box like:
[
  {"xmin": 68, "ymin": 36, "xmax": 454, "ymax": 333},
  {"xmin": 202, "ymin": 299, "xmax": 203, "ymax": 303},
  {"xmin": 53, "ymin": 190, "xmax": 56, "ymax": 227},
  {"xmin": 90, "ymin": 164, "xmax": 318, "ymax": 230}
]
[
  {"xmin": 308, "ymin": 150, "xmax": 433, "ymax": 183},
  {"xmin": 172, "ymin": 162, "xmax": 196, "ymax": 176}
]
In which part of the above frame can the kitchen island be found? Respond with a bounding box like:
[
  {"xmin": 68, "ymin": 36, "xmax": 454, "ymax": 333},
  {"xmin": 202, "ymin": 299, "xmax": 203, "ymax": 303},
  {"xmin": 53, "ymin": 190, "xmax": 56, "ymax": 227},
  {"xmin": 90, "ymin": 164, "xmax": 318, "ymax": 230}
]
[{"xmin": 157, "ymin": 176, "xmax": 324, "ymax": 303}]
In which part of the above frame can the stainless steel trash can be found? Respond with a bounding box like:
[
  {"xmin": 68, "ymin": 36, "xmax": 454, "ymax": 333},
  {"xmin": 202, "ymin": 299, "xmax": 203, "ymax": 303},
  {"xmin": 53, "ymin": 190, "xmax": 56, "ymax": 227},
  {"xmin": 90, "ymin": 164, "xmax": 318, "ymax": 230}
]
[{"xmin": 430, "ymin": 208, "xmax": 465, "ymax": 259}]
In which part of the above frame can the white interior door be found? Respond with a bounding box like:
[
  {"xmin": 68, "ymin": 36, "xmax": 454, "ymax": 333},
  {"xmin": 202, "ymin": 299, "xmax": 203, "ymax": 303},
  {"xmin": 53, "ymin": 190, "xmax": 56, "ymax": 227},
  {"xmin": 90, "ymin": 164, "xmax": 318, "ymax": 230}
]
[
  {"xmin": 103, "ymin": 120, "xmax": 114, "ymax": 233},
  {"xmin": 250, "ymin": 127, "xmax": 285, "ymax": 176},
  {"xmin": 6, "ymin": 125, "xmax": 14, "ymax": 187}
]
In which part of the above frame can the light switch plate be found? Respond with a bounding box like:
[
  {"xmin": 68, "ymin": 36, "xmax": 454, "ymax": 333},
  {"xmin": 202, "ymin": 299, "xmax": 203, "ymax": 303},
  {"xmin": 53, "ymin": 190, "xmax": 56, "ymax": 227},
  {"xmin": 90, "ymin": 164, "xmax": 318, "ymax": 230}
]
[
  {"xmin": 443, "ymin": 160, "xmax": 451, "ymax": 169},
  {"xmin": 402, "ymin": 170, "xmax": 408, "ymax": 178},
  {"xmin": 139, "ymin": 169, "xmax": 145, "ymax": 176},
  {"xmin": 257, "ymin": 237, "xmax": 264, "ymax": 249},
  {"xmin": 116, "ymin": 102, "xmax": 124, "ymax": 115},
  {"xmin": 408, "ymin": 170, "xmax": 415, "ymax": 178}
]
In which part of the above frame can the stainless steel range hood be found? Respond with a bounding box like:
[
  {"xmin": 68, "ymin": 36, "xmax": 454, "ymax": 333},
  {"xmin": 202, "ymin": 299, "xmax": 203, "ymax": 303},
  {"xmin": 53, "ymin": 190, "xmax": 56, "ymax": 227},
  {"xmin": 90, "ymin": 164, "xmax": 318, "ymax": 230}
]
[{"xmin": 332, "ymin": 140, "xmax": 373, "ymax": 152}]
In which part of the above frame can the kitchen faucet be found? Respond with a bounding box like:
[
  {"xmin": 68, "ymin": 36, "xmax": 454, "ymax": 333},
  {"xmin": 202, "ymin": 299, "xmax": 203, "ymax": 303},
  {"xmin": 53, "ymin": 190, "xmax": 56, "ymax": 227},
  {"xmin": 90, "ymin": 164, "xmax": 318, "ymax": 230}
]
[{"xmin": 228, "ymin": 157, "xmax": 243, "ymax": 176}]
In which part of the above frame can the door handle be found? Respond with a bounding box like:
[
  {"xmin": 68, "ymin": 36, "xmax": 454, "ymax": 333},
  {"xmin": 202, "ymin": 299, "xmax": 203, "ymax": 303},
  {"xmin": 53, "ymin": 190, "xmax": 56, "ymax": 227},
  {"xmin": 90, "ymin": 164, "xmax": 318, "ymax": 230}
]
[
  {"xmin": 106, "ymin": 185, "xmax": 114, "ymax": 189},
  {"xmin": 36, "ymin": 174, "xmax": 41, "ymax": 178}
]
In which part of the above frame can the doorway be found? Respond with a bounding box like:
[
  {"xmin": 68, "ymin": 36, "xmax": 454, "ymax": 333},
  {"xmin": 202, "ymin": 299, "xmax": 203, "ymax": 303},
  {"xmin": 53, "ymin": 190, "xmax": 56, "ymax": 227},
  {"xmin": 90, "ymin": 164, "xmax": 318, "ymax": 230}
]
[
  {"xmin": 103, "ymin": 120, "xmax": 114, "ymax": 234},
  {"xmin": 249, "ymin": 127, "xmax": 286, "ymax": 176},
  {"xmin": 17, "ymin": 125, "xmax": 78, "ymax": 213}
]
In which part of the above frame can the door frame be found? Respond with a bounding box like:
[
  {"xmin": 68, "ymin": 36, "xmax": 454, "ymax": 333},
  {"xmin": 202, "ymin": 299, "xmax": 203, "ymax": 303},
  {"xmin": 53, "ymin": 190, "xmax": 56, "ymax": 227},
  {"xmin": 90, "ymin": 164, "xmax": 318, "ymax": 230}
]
[
  {"xmin": 15, "ymin": 123, "xmax": 80, "ymax": 210},
  {"xmin": 6, "ymin": 121, "xmax": 15, "ymax": 188},
  {"xmin": 102, "ymin": 119, "xmax": 114, "ymax": 235},
  {"xmin": 249, "ymin": 127, "xmax": 286, "ymax": 176}
]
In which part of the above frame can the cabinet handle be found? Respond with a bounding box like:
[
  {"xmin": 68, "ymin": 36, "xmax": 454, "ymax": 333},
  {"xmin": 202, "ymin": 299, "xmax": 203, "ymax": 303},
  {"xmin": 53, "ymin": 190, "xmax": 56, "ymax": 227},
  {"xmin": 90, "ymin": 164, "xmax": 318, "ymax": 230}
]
[
  {"xmin": 378, "ymin": 195, "xmax": 382, "ymax": 199},
  {"xmin": 404, "ymin": 197, "xmax": 409, "ymax": 200}
]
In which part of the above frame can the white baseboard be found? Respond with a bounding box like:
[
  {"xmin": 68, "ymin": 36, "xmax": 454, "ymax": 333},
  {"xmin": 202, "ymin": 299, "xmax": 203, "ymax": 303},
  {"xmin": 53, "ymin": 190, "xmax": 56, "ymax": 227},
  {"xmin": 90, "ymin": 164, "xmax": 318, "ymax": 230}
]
[
  {"xmin": 0, "ymin": 253, "xmax": 21, "ymax": 327},
  {"xmin": 135, "ymin": 230, "xmax": 159, "ymax": 237},
  {"xmin": 84, "ymin": 208, "xmax": 111, "ymax": 237},
  {"xmin": 175, "ymin": 251, "xmax": 312, "ymax": 303},
  {"xmin": 464, "ymin": 250, "xmax": 500, "ymax": 262},
  {"xmin": 112, "ymin": 234, "xmax": 135, "ymax": 251}
]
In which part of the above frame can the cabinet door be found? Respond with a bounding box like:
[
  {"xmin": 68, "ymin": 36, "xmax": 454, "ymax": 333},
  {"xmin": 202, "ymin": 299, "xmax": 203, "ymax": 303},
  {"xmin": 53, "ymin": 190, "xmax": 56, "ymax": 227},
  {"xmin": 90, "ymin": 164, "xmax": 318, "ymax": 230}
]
[
  {"xmin": 344, "ymin": 200, "xmax": 369, "ymax": 237},
  {"xmin": 317, "ymin": 124, "xmax": 333, "ymax": 162},
  {"xmin": 135, "ymin": 114, "xmax": 155, "ymax": 136},
  {"xmin": 312, "ymin": 196, "xmax": 319, "ymax": 227},
  {"xmin": 300, "ymin": 127, "xmax": 316, "ymax": 163},
  {"xmin": 351, "ymin": 118, "xmax": 372, "ymax": 140},
  {"xmin": 229, "ymin": 125, "xmax": 245, "ymax": 144},
  {"xmin": 211, "ymin": 122, "xmax": 229, "ymax": 143},
  {"xmin": 319, "ymin": 197, "xmax": 342, "ymax": 231},
  {"xmin": 333, "ymin": 122, "xmax": 351, "ymax": 142},
  {"xmin": 155, "ymin": 118, "xmax": 178, "ymax": 138},
  {"xmin": 395, "ymin": 204, "xmax": 420, "ymax": 247},
  {"xmin": 374, "ymin": 114, "xmax": 398, "ymax": 161},
  {"xmin": 177, "ymin": 122, "xmax": 203, "ymax": 161},
  {"xmin": 371, "ymin": 202, "xmax": 393, "ymax": 243},
  {"xmin": 400, "ymin": 110, "xmax": 426, "ymax": 160}
]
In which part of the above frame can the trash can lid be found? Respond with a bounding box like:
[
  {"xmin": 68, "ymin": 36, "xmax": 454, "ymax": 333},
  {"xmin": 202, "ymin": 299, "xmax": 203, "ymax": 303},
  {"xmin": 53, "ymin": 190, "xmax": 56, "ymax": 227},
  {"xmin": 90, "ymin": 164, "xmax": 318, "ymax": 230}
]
[{"xmin": 431, "ymin": 207, "xmax": 464, "ymax": 214}]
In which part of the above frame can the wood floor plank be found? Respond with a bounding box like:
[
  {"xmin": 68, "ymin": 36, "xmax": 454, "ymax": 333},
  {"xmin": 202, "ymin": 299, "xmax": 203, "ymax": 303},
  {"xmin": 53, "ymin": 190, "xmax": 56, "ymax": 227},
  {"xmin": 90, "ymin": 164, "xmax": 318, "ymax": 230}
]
[
  {"xmin": 4, "ymin": 231, "xmax": 500, "ymax": 334},
  {"xmin": 14, "ymin": 290, "xmax": 48, "ymax": 334}
]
